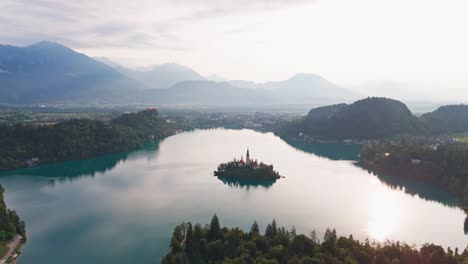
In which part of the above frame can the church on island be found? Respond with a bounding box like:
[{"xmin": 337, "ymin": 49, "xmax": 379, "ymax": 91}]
[
  {"xmin": 214, "ymin": 149, "xmax": 281, "ymax": 180},
  {"xmin": 232, "ymin": 149, "xmax": 262, "ymax": 168}
]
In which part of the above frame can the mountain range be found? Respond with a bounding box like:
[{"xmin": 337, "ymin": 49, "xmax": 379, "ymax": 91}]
[
  {"xmin": 95, "ymin": 58, "xmax": 207, "ymax": 90},
  {"xmin": 0, "ymin": 41, "xmax": 358, "ymax": 105},
  {"xmin": 0, "ymin": 41, "xmax": 143, "ymax": 104}
]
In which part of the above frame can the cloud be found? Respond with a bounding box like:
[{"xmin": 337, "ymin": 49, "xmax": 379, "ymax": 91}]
[
  {"xmin": 0, "ymin": 0, "xmax": 312, "ymax": 50},
  {"xmin": 3, "ymin": 0, "xmax": 467, "ymax": 100}
]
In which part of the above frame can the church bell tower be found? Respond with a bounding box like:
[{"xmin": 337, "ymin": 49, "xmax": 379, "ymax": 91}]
[{"xmin": 246, "ymin": 149, "xmax": 250, "ymax": 165}]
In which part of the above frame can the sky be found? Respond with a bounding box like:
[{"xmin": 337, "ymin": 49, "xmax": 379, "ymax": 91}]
[{"xmin": 1, "ymin": 0, "xmax": 468, "ymax": 100}]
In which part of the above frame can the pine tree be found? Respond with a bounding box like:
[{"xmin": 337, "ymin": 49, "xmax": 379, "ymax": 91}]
[
  {"xmin": 208, "ymin": 214, "xmax": 221, "ymax": 241},
  {"xmin": 250, "ymin": 221, "xmax": 260, "ymax": 236},
  {"xmin": 265, "ymin": 224, "xmax": 274, "ymax": 238},
  {"xmin": 271, "ymin": 219, "xmax": 278, "ymax": 237},
  {"xmin": 186, "ymin": 222, "xmax": 194, "ymax": 256}
]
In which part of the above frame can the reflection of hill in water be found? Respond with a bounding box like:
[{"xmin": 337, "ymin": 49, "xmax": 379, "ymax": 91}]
[
  {"xmin": 376, "ymin": 171, "xmax": 468, "ymax": 235},
  {"xmin": 285, "ymin": 137, "xmax": 457, "ymax": 207},
  {"xmin": 360, "ymin": 166, "xmax": 468, "ymax": 234},
  {"xmin": 282, "ymin": 138, "xmax": 362, "ymax": 161},
  {"xmin": 217, "ymin": 176, "xmax": 278, "ymax": 190},
  {"xmin": 362, "ymin": 167, "xmax": 459, "ymax": 208},
  {"xmin": 466, "ymin": 216, "xmax": 468, "ymax": 235},
  {"xmin": 0, "ymin": 142, "xmax": 161, "ymax": 180}
]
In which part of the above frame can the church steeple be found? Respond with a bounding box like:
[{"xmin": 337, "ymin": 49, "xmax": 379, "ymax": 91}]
[{"xmin": 246, "ymin": 149, "xmax": 250, "ymax": 164}]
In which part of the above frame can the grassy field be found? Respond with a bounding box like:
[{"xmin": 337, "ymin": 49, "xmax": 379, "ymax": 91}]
[
  {"xmin": 0, "ymin": 112, "xmax": 116, "ymax": 124},
  {"xmin": 453, "ymin": 133, "xmax": 468, "ymax": 143},
  {"xmin": 0, "ymin": 242, "xmax": 8, "ymax": 258},
  {"xmin": 5, "ymin": 241, "xmax": 23, "ymax": 264}
]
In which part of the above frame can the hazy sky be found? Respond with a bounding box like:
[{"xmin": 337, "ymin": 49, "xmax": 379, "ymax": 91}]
[{"xmin": 1, "ymin": 0, "xmax": 468, "ymax": 100}]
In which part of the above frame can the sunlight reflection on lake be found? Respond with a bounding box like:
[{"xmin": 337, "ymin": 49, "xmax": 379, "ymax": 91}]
[{"xmin": 0, "ymin": 129, "xmax": 465, "ymax": 264}]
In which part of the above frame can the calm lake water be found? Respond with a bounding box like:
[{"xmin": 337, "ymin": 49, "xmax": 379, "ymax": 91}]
[{"xmin": 0, "ymin": 129, "xmax": 466, "ymax": 263}]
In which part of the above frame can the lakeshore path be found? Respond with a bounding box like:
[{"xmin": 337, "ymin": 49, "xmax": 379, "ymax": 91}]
[{"xmin": 0, "ymin": 235, "xmax": 22, "ymax": 264}]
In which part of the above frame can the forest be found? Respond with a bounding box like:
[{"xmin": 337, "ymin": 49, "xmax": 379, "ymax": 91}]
[
  {"xmin": 359, "ymin": 142, "xmax": 468, "ymax": 212},
  {"xmin": 277, "ymin": 98, "xmax": 425, "ymax": 141},
  {"xmin": 0, "ymin": 108, "xmax": 175, "ymax": 170},
  {"xmin": 162, "ymin": 215, "xmax": 468, "ymax": 264},
  {"xmin": 0, "ymin": 185, "xmax": 25, "ymax": 244}
]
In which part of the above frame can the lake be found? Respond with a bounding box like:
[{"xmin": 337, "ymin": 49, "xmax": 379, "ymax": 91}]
[{"xmin": 0, "ymin": 129, "xmax": 466, "ymax": 263}]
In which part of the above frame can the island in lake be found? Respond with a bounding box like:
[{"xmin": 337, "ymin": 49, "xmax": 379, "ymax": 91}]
[{"xmin": 214, "ymin": 149, "xmax": 281, "ymax": 181}]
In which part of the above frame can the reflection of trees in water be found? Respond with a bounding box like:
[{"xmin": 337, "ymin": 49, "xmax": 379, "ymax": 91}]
[
  {"xmin": 216, "ymin": 176, "xmax": 277, "ymax": 190},
  {"xmin": 465, "ymin": 216, "xmax": 467, "ymax": 235},
  {"xmin": 0, "ymin": 142, "xmax": 161, "ymax": 183},
  {"xmin": 360, "ymin": 166, "xmax": 468, "ymax": 235},
  {"xmin": 465, "ymin": 216, "xmax": 468, "ymax": 235},
  {"xmin": 281, "ymin": 137, "xmax": 362, "ymax": 161},
  {"xmin": 365, "ymin": 168, "xmax": 459, "ymax": 208}
]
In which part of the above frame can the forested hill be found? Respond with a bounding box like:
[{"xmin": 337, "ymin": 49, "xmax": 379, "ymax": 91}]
[
  {"xmin": 0, "ymin": 185, "xmax": 26, "ymax": 243},
  {"xmin": 420, "ymin": 104, "xmax": 468, "ymax": 134},
  {"xmin": 0, "ymin": 109, "xmax": 175, "ymax": 170},
  {"xmin": 359, "ymin": 142, "xmax": 468, "ymax": 214},
  {"xmin": 163, "ymin": 215, "xmax": 468, "ymax": 264},
  {"xmin": 278, "ymin": 97, "xmax": 425, "ymax": 140}
]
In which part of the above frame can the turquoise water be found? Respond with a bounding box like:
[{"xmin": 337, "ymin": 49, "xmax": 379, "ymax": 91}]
[{"xmin": 0, "ymin": 129, "xmax": 466, "ymax": 264}]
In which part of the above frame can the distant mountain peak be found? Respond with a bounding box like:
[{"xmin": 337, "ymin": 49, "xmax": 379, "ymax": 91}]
[
  {"xmin": 116, "ymin": 63, "xmax": 206, "ymax": 89},
  {"xmin": 30, "ymin": 40, "xmax": 68, "ymax": 49},
  {"xmin": 94, "ymin": 57, "xmax": 122, "ymax": 68},
  {"xmin": 149, "ymin": 63, "xmax": 201, "ymax": 73},
  {"xmin": 0, "ymin": 41, "xmax": 144, "ymax": 104},
  {"xmin": 288, "ymin": 73, "xmax": 328, "ymax": 82},
  {"xmin": 154, "ymin": 62, "xmax": 183, "ymax": 68}
]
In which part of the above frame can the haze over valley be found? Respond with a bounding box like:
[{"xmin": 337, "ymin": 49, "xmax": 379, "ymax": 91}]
[{"xmin": 1, "ymin": 1, "xmax": 468, "ymax": 264}]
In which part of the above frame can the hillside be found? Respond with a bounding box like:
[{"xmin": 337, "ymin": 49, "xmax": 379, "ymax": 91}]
[
  {"xmin": 420, "ymin": 104, "xmax": 468, "ymax": 133},
  {"xmin": 268, "ymin": 73, "xmax": 358, "ymax": 102},
  {"xmin": 0, "ymin": 41, "xmax": 357, "ymax": 106},
  {"xmin": 163, "ymin": 215, "xmax": 468, "ymax": 264},
  {"xmin": 116, "ymin": 63, "xmax": 206, "ymax": 89},
  {"xmin": 281, "ymin": 97, "xmax": 425, "ymax": 140},
  {"xmin": 0, "ymin": 109, "xmax": 175, "ymax": 170},
  {"xmin": 231, "ymin": 73, "xmax": 358, "ymax": 103},
  {"xmin": 139, "ymin": 80, "xmax": 274, "ymax": 105},
  {"xmin": 0, "ymin": 41, "xmax": 142, "ymax": 104},
  {"xmin": 359, "ymin": 141, "xmax": 468, "ymax": 215},
  {"xmin": 304, "ymin": 103, "xmax": 348, "ymax": 121},
  {"xmin": 0, "ymin": 185, "xmax": 26, "ymax": 243},
  {"xmin": 139, "ymin": 75, "xmax": 357, "ymax": 106}
]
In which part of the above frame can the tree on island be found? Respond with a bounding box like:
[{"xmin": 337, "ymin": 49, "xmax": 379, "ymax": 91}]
[{"xmin": 214, "ymin": 150, "xmax": 282, "ymax": 181}]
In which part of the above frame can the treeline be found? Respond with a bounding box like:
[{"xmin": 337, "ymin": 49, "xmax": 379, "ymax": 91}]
[
  {"xmin": 278, "ymin": 98, "xmax": 468, "ymax": 141},
  {"xmin": 359, "ymin": 142, "xmax": 468, "ymax": 219},
  {"xmin": 215, "ymin": 163, "xmax": 280, "ymax": 180},
  {"xmin": 0, "ymin": 185, "xmax": 25, "ymax": 242},
  {"xmin": 419, "ymin": 105, "xmax": 468, "ymax": 134},
  {"xmin": 162, "ymin": 215, "xmax": 468, "ymax": 264},
  {"xmin": 277, "ymin": 98, "xmax": 425, "ymax": 141},
  {"xmin": 0, "ymin": 109, "xmax": 175, "ymax": 170}
]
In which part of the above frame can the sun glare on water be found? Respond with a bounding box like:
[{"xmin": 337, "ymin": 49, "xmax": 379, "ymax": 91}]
[{"xmin": 367, "ymin": 189, "xmax": 400, "ymax": 241}]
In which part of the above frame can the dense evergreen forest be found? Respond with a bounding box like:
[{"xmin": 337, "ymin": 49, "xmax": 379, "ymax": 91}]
[
  {"xmin": 215, "ymin": 163, "xmax": 281, "ymax": 180},
  {"xmin": 163, "ymin": 215, "xmax": 468, "ymax": 264},
  {"xmin": 359, "ymin": 142, "xmax": 468, "ymax": 214},
  {"xmin": 0, "ymin": 108, "xmax": 175, "ymax": 170},
  {"xmin": 278, "ymin": 98, "xmax": 468, "ymax": 141},
  {"xmin": 0, "ymin": 185, "xmax": 25, "ymax": 243},
  {"xmin": 420, "ymin": 105, "xmax": 468, "ymax": 134},
  {"xmin": 277, "ymin": 98, "xmax": 425, "ymax": 140}
]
